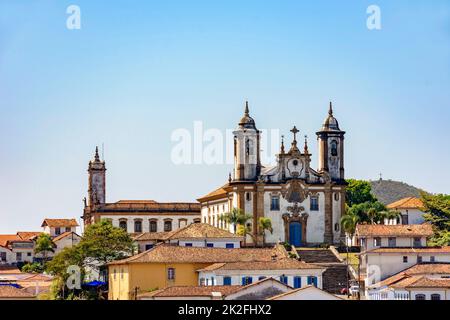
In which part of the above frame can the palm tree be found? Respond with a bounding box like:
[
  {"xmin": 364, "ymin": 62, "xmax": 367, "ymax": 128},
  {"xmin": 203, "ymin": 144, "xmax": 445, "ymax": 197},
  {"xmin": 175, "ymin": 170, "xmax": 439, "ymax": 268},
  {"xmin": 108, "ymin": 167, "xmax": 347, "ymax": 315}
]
[
  {"xmin": 380, "ymin": 209, "xmax": 402, "ymax": 225},
  {"xmin": 222, "ymin": 208, "xmax": 252, "ymax": 234},
  {"xmin": 258, "ymin": 217, "xmax": 273, "ymax": 248},
  {"xmin": 366, "ymin": 207, "xmax": 379, "ymax": 224},
  {"xmin": 341, "ymin": 210, "xmax": 360, "ymax": 246}
]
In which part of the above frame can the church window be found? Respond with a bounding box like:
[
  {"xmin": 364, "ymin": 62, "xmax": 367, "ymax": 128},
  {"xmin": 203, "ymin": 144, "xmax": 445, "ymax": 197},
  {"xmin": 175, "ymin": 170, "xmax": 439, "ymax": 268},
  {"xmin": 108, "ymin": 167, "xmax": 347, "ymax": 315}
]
[
  {"xmin": 415, "ymin": 294, "xmax": 426, "ymax": 300},
  {"xmin": 119, "ymin": 220, "xmax": 127, "ymax": 231},
  {"xmin": 431, "ymin": 294, "xmax": 441, "ymax": 301},
  {"xmin": 271, "ymin": 196, "xmax": 280, "ymax": 211},
  {"xmin": 245, "ymin": 139, "xmax": 253, "ymax": 156},
  {"xmin": 331, "ymin": 140, "xmax": 338, "ymax": 156},
  {"xmin": 246, "ymin": 192, "xmax": 251, "ymax": 201},
  {"xmin": 164, "ymin": 220, "xmax": 173, "ymax": 232},
  {"xmin": 310, "ymin": 196, "xmax": 319, "ymax": 211},
  {"xmin": 149, "ymin": 220, "xmax": 157, "ymax": 232},
  {"xmin": 167, "ymin": 268, "xmax": 175, "ymax": 280},
  {"xmin": 334, "ymin": 223, "xmax": 340, "ymax": 232},
  {"xmin": 134, "ymin": 220, "xmax": 142, "ymax": 233},
  {"xmin": 334, "ymin": 193, "xmax": 339, "ymax": 201}
]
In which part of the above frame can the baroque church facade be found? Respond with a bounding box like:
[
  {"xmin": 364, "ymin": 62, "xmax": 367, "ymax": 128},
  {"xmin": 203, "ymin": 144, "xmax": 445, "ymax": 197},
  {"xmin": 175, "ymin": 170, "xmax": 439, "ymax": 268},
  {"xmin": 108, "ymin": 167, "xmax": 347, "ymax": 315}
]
[
  {"xmin": 198, "ymin": 102, "xmax": 346, "ymax": 246},
  {"xmin": 82, "ymin": 148, "xmax": 201, "ymax": 233}
]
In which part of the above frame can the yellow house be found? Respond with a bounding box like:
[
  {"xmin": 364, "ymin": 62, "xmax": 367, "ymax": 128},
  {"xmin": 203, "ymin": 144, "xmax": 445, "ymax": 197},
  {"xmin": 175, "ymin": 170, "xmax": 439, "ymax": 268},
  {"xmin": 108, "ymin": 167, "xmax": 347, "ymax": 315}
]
[{"xmin": 108, "ymin": 244, "xmax": 288, "ymax": 300}]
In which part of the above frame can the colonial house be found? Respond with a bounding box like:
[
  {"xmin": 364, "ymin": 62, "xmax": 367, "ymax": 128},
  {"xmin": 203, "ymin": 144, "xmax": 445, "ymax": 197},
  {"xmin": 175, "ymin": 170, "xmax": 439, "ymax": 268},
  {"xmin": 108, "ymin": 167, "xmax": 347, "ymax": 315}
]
[
  {"xmin": 41, "ymin": 219, "xmax": 79, "ymax": 237},
  {"xmin": 356, "ymin": 224, "xmax": 450, "ymax": 290},
  {"xmin": 386, "ymin": 197, "xmax": 425, "ymax": 225},
  {"xmin": 138, "ymin": 285, "xmax": 242, "ymax": 300},
  {"xmin": 133, "ymin": 223, "xmax": 243, "ymax": 252},
  {"xmin": 108, "ymin": 244, "xmax": 289, "ymax": 300},
  {"xmin": 268, "ymin": 285, "xmax": 342, "ymax": 300},
  {"xmin": 51, "ymin": 231, "xmax": 82, "ymax": 255},
  {"xmin": 0, "ymin": 234, "xmax": 36, "ymax": 265},
  {"xmin": 82, "ymin": 147, "xmax": 201, "ymax": 233},
  {"xmin": 197, "ymin": 259, "xmax": 325, "ymax": 289},
  {"xmin": 198, "ymin": 102, "xmax": 347, "ymax": 247},
  {"xmin": 367, "ymin": 263, "xmax": 450, "ymax": 300}
]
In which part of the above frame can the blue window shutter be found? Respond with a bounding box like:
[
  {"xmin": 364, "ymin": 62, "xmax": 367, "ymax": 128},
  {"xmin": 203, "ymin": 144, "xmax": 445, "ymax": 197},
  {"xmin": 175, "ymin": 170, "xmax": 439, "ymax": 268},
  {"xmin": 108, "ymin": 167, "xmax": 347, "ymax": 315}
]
[
  {"xmin": 242, "ymin": 277, "xmax": 246, "ymax": 285},
  {"xmin": 294, "ymin": 277, "xmax": 301, "ymax": 288},
  {"xmin": 248, "ymin": 277, "xmax": 252, "ymax": 284},
  {"xmin": 224, "ymin": 277, "xmax": 231, "ymax": 285},
  {"xmin": 226, "ymin": 243, "xmax": 234, "ymax": 248}
]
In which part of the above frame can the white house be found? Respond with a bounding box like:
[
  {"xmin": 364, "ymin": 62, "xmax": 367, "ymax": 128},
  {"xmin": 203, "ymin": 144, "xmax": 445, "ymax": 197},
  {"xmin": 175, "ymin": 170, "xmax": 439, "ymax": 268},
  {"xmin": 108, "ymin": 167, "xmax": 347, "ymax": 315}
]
[
  {"xmin": 268, "ymin": 285, "xmax": 342, "ymax": 300},
  {"xmin": 386, "ymin": 197, "xmax": 425, "ymax": 225},
  {"xmin": 41, "ymin": 219, "xmax": 79, "ymax": 237},
  {"xmin": 133, "ymin": 223, "xmax": 243, "ymax": 252},
  {"xmin": 197, "ymin": 258, "xmax": 325, "ymax": 289},
  {"xmin": 367, "ymin": 263, "xmax": 450, "ymax": 300}
]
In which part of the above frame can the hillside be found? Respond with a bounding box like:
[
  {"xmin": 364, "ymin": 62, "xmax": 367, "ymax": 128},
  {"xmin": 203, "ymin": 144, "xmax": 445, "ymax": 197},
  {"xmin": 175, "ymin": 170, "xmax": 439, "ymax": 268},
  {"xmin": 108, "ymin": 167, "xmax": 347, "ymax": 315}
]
[{"xmin": 369, "ymin": 179, "xmax": 426, "ymax": 205}]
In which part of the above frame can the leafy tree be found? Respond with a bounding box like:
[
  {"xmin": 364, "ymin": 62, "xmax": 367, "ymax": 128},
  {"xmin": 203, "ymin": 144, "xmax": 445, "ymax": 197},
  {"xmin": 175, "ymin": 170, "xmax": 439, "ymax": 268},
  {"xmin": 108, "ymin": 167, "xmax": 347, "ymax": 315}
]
[
  {"xmin": 21, "ymin": 262, "xmax": 45, "ymax": 274},
  {"xmin": 422, "ymin": 193, "xmax": 450, "ymax": 246},
  {"xmin": 34, "ymin": 233, "xmax": 55, "ymax": 262},
  {"xmin": 45, "ymin": 220, "xmax": 133, "ymax": 300},
  {"xmin": 345, "ymin": 179, "xmax": 377, "ymax": 207},
  {"xmin": 258, "ymin": 217, "xmax": 273, "ymax": 247},
  {"xmin": 347, "ymin": 201, "xmax": 386, "ymax": 224}
]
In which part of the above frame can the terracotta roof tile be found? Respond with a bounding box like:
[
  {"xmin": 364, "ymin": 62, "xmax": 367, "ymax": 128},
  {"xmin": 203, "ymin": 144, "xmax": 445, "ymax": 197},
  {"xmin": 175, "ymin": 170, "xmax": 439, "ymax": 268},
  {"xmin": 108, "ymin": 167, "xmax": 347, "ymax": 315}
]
[
  {"xmin": 197, "ymin": 185, "xmax": 229, "ymax": 202},
  {"xmin": 0, "ymin": 285, "xmax": 36, "ymax": 298},
  {"xmin": 356, "ymin": 224, "xmax": 433, "ymax": 237},
  {"xmin": 133, "ymin": 231, "xmax": 175, "ymax": 241},
  {"xmin": 0, "ymin": 234, "xmax": 21, "ymax": 247},
  {"xmin": 16, "ymin": 232, "xmax": 42, "ymax": 241},
  {"xmin": 110, "ymin": 244, "xmax": 288, "ymax": 265},
  {"xmin": 52, "ymin": 231, "xmax": 80, "ymax": 242},
  {"xmin": 41, "ymin": 219, "xmax": 79, "ymax": 228},
  {"xmin": 99, "ymin": 202, "xmax": 201, "ymax": 213},
  {"xmin": 0, "ymin": 266, "xmax": 21, "ymax": 274},
  {"xmin": 387, "ymin": 197, "xmax": 423, "ymax": 209},
  {"xmin": 366, "ymin": 246, "xmax": 450, "ymax": 254},
  {"xmin": 168, "ymin": 223, "xmax": 242, "ymax": 240},
  {"xmin": 139, "ymin": 285, "xmax": 242, "ymax": 298}
]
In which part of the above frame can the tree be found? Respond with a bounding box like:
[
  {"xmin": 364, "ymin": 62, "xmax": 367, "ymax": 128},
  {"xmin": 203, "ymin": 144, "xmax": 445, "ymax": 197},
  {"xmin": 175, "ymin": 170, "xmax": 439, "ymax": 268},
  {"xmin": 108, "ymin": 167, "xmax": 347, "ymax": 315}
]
[
  {"xmin": 347, "ymin": 201, "xmax": 387, "ymax": 224},
  {"xmin": 221, "ymin": 208, "xmax": 252, "ymax": 234},
  {"xmin": 45, "ymin": 220, "xmax": 134, "ymax": 300},
  {"xmin": 421, "ymin": 193, "xmax": 450, "ymax": 246},
  {"xmin": 34, "ymin": 233, "xmax": 55, "ymax": 262},
  {"xmin": 345, "ymin": 179, "xmax": 378, "ymax": 207},
  {"xmin": 341, "ymin": 208, "xmax": 360, "ymax": 241},
  {"xmin": 21, "ymin": 262, "xmax": 44, "ymax": 274},
  {"xmin": 258, "ymin": 217, "xmax": 273, "ymax": 247}
]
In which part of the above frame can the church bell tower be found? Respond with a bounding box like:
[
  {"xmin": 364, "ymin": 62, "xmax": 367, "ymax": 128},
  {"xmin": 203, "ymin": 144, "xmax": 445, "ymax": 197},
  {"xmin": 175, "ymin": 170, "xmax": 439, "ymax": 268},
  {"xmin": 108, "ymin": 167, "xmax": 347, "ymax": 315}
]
[
  {"xmin": 233, "ymin": 101, "xmax": 261, "ymax": 181},
  {"xmin": 88, "ymin": 146, "xmax": 106, "ymax": 206},
  {"xmin": 316, "ymin": 102, "xmax": 345, "ymax": 181}
]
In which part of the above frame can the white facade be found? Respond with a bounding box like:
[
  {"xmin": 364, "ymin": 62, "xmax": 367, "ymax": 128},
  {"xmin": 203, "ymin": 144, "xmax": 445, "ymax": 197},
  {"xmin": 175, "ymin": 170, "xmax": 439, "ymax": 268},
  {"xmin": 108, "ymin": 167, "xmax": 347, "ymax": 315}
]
[{"xmin": 269, "ymin": 285, "xmax": 342, "ymax": 300}]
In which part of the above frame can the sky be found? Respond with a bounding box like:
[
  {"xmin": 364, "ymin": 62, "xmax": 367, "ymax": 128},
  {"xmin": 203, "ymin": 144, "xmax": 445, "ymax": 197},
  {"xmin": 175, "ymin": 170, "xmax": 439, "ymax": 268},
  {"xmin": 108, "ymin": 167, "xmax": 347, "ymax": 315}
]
[{"xmin": 0, "ymin": 0, "xmax": 449, "ymax": 233}]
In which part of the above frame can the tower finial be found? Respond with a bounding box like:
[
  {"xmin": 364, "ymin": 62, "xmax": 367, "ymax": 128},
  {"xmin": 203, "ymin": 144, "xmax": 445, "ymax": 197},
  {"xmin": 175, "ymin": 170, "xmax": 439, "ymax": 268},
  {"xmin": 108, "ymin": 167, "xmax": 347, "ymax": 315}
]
[
  {"xmin": 304, "ymin": 135, "xmax": 309, "ymax": 154},
  {"xmin": 329, "ymin": 101, "xmax": 333, "ymax": 116},
  {"xmin": 95, "ymin": 146, "xmax": 100, "ymax": 161},
  {"xmin": 245, "ymin": 101, "xmax": 249, "ymax": 116},
  {"xmin": 280, "ymin": 135, "xmax": 285, "ymax": 154}
]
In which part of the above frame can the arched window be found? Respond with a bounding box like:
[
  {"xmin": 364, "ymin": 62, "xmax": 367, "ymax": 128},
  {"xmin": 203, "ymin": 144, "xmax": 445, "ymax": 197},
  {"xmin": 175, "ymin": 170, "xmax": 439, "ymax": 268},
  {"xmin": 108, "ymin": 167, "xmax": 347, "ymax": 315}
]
[
  {"xmin": 119, "ymin": 220, "xmax": 127, "ymax": 231},
  {"xmin": 415, "ymin": 294, "xmax": 426, "ymax": 300},
  {"xmin": 164, "ymin": 220, "xmax": 172, "ymax": 232},
  {"xmin": 149, "ymin": 220, "xmax": 157, "ymax": 232},
  {"xmin": 331, "ymin": 140, "xmax": 338, "ymax": 156},
  {"xmin": 431, "ymin": 294, "xmax": 441, "ymax": 301},
  {"xmin": 134, "ymin": 220, "xmax": 142, "ymax": 233}
]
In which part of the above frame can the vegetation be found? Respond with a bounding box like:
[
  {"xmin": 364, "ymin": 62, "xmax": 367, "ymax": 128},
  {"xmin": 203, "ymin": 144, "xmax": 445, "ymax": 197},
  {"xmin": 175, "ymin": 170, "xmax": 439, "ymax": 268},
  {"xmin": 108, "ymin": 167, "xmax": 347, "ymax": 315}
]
[
  {"xmin": 346, "ymin": 179, "xmax": 377, "ymax": 207},
  {"xmin": 45, "ymin": 220, "xmax": 133, "ymax": 300},
  {"xmin": 34, "ymin": 233, "xmax": 55, "ymax": 262},
  {"xmin": 221, "ymin": 208, "xmax": 252, "ymax": 235},
  {"xmin": 422, "ymin": 193, "xmax": 450, "ymax": 246},
  {"xmin": 258, "ymin": 217, "xmax": 273, "ymax": 247},
  {"xmin": 21, "ymin": 262, "xmax": 45, "ymax": 274}
]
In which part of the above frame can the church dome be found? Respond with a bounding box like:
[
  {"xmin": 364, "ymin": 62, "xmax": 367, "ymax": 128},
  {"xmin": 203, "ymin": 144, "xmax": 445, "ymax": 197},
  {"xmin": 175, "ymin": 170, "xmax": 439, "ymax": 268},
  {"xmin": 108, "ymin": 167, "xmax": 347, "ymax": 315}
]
[
  {"xmin": 321, "ymin": 102, "xmax": 340, "ymax": 131},
  {"xmin": 238, "ymin": 101, "xmax": 257, "ymax": 129}
]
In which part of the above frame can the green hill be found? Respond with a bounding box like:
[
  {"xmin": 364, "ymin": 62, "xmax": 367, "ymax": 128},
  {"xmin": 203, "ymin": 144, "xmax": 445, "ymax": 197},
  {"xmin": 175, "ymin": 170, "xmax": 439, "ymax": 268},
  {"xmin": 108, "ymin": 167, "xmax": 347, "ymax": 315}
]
[{"xmin": 369, "ymin": 179, "xmax": 426, "ymax": 205}]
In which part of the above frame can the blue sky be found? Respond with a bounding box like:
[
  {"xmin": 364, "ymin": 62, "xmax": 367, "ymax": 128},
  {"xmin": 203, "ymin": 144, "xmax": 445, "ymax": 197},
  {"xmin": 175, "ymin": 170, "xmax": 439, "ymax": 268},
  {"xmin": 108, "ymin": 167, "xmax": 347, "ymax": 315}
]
[{"xmin": 0, "ymin": 0, "xmax": 449, "ymax": 233}]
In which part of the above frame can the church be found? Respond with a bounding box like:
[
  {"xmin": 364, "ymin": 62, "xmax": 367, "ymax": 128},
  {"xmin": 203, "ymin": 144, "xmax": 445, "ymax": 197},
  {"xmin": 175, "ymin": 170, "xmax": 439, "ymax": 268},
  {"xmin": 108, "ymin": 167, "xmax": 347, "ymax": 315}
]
[
  {"xmin": 198, "ymin": 102, "xmax": 347, "ymax": 246},
  {"xmin": 82, "ymin": 148, "xmax": 201, "ymax": 233}
]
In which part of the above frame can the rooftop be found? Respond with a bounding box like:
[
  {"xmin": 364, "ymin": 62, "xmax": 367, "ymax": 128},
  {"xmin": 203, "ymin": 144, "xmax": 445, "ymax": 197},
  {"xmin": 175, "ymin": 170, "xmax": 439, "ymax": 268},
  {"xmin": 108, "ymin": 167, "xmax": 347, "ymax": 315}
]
[
  {"xmin": 96, "ymin": 202, "xmax": 201, "ymax": 213},
  {"xmin": 364, "ymin": 246, "xmax": 450, "ymax": 254},
  {"xmin": 168, "ymin": 223, "xmax": 242, "ymax": 240},
  {"xmin": 0, "ymin": 285, "xmax": 36, "ymax": 298},
  {"xmin": 387, "ymin": 197, "xmax": 423, "ymax": 210},
  {"xmin": 197, "ymin": 259, "xmax": 322, "ymax": 272},
  {"xmin": 109, "ymin": 244, "xmax": 288, "ymax": 265},
  {"xmin": 197, "ymin": 185, "xmax": 229, "ymax": 202},
  {"xmin": 41, "ymin": 219, "xmax": 79, "ymax": 228},
  {"xmin": 139, "ymin": 285, "xmax": 241, "ymax": 298},
  {"xmin": 356, "ymin": 224, "xmax": 433, "ymax": 237}
]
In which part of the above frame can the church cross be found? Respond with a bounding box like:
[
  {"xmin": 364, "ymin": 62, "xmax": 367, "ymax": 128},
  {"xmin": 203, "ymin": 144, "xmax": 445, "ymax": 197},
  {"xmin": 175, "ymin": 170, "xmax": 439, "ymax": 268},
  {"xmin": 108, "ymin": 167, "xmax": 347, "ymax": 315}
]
[{"xmin": 290, "ymin": 126, "xmax": 299, "ymax": 141}]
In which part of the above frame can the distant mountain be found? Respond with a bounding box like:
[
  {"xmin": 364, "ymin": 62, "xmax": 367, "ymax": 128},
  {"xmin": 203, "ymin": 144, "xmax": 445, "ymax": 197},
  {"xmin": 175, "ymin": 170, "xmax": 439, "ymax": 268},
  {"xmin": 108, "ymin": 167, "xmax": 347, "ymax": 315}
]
[{"xmin": 369, "ymin": 179, "xmax": 426, "ymax": 205}]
